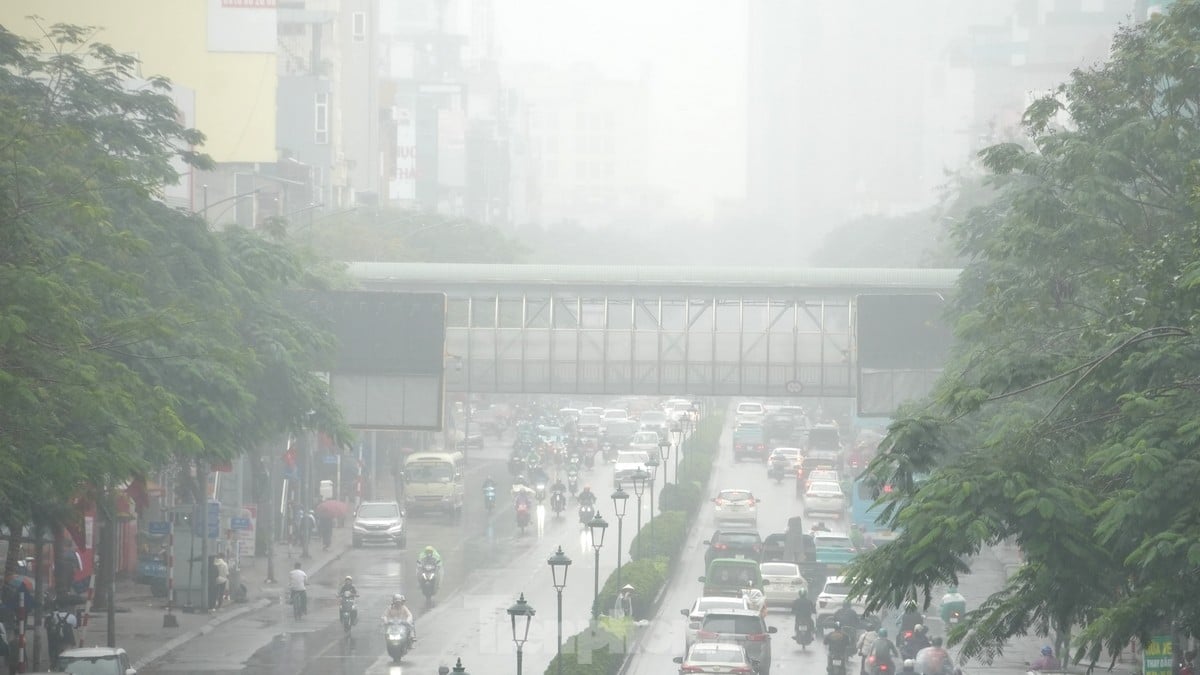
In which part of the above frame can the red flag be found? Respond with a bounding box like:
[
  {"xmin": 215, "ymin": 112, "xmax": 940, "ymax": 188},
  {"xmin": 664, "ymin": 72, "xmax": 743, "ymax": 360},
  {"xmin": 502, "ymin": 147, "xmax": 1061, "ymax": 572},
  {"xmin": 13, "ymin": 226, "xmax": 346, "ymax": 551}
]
[{"xmin": 283, "ymin": 443, "xmax": 297, "ymax": 469}]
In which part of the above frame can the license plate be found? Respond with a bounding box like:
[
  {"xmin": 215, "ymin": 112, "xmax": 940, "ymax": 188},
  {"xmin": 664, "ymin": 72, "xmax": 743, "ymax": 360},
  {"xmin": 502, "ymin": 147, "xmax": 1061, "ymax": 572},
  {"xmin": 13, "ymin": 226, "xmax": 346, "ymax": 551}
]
[
  {"xmin": 832, "ymin": 660, "xmax": 843, "ymax": 666},
  {"xmin": 735, "ymin": 554, "xmax": 745, "ymax": 559}
]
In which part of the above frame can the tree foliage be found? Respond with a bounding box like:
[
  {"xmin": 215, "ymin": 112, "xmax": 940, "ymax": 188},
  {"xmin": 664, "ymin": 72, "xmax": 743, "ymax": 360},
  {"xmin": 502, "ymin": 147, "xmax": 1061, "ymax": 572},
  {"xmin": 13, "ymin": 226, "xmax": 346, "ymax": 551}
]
[
  {"xmin": 301, "ymin": 207, "xmax": 526, "ymax": 263},
  {"xmin": 847, "ymin": 1, "xmax": 1200, "ymax": 667},
  {"xmin": 0, "ymin": 24, "xmax": 346, "ymax": 536}
]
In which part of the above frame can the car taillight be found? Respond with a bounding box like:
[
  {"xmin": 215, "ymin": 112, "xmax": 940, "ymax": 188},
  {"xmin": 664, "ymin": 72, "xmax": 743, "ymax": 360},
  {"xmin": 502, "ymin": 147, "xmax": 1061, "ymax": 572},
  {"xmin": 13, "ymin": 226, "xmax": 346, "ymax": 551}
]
[
  {"xmin": 715, "ymin": 499, "xmax": 726, "ymax": 506},
  {"xmin": 698, "ymin": 630, "xmax": 719, "ymax": 639},
  {"xmin": 880, "ymin": 665, "xmax": 890, "ymax": 672},
  {"xmin": 757, "ymin": 444, "xmax": 764, "ymax": 450},
  {"xmin": 714, "ymin": 543, "xmax": 728, "ymax": 550},
  {"xmin": 731, "ymin": 667, "xmax": 753, "ymax": 674},
  {"xmin": 746, "ymin": 633, "xmax": 767, "ymax": 642},
  {"xmin": 747, "ymin": 498, "xmax": 756, "ymax": 506},
  {"xmin": 682, "ymin": 667, "xmax": 706, "ymax": 673},
  {"xmin": 752, "ymin": 544, "xmax": 761, "ymax": 551}
]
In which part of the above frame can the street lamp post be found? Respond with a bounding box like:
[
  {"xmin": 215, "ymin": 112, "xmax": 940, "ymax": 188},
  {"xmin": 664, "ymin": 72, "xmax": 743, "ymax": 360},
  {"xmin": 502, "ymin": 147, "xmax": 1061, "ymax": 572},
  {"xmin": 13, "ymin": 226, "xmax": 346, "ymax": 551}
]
[
  {"xmin": 508, "ymin": 593, "xmax": 536, "ymax": 675},
  {"xmin": 671, "ymin": 422, "xmax": 683, "ymax": 482},
  {"xmin": 644, "ymin": 456, "xmax": 660, "ymax": 557},
  {"xmin": 451, "ymin": 657, "xmax": 470, "ymax": 675},
  {"xmin": 659, "ymin": 437, "xmax": 671, "ymax": 484},
  {"xmin": 548, "ymin": 547, "xmax": 572, "ymax": 675},
  {"xmin": 630, "ymin": 469, "xmax": 648, "ymax": 559},
  {"xmin": 587, "ymin": 512, "xmax": 608, "ymax": 618},
  {"xmin": 610, "ymin": 486, "xmax": 629, "ymax": 588}
]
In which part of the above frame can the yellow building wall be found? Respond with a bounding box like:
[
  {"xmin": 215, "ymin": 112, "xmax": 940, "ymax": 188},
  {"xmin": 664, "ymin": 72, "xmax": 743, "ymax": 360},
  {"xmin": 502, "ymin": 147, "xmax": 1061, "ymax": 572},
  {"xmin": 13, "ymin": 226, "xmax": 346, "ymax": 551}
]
[{"xmin": 0, "ymin": 1, "xmax": 276, "ymax": 163}]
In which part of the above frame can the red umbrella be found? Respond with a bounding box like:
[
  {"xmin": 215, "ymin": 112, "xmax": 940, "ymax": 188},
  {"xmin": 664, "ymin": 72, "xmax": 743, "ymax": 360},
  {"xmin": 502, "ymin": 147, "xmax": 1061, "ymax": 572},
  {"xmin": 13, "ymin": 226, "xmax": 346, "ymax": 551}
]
[
  {"xmin": 315, "ymin": 499, "xmax": 350, "ymax": 519},
  {"xmin": 6, "ymin": 575, "xmax": 33, "ymax": 593}
]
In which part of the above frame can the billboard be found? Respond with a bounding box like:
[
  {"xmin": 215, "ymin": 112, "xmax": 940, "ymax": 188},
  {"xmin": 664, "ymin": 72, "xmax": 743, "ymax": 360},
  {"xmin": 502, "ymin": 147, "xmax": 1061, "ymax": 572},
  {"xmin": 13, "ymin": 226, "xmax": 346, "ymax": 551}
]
[
  {"xmin": 207, "ymin": 0, "xmax": 278, "ymax": 53},
  {"xmin": 390, "ymin": 107, "xmax": 417, "ymax": 201},
  {"xmin": 856, "ymin": 294, "xmax": 953, "ymax": 416},
  {"xmin": 291, "ymin": 291, "xmax": 446, "ymax": 429}
]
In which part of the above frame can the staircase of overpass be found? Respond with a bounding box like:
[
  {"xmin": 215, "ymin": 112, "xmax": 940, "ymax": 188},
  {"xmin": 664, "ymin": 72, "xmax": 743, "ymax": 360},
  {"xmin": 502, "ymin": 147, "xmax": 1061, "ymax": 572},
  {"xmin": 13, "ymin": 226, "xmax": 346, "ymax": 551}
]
[{"xmin": 347, "ymin": 263, "xmax": 958, "ymax": 402}]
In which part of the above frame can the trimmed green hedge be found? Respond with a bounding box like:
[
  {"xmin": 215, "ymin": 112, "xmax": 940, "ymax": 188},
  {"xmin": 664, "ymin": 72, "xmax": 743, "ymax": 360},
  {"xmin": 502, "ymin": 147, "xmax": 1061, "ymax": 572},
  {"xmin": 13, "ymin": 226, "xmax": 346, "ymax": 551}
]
[
  {"xmin": 543, "ymin": 620, "xmax": 628, "ymax": 675},
  {"xmin": 658, "ymin": 480, "xmax": 704, "ymax": 515},
  {"xmin": 629, "ymin": 510, "xmax": 688, "ymax": 562},
  {"xmin": 591, "ymin": 556, "xmax": 668, "ymax": 620}
]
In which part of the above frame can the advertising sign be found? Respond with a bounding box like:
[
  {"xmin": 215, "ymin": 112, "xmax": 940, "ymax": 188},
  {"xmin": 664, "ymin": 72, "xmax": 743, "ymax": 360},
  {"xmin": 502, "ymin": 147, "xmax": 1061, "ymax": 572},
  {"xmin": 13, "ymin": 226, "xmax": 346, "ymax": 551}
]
[
  {"xmin": 391, "ymin": 107, "xmax": 417, "ymax": 201},
  {"xmin": 1144, "ymin": 635, "xmax": 1173, "ymax": 675}
]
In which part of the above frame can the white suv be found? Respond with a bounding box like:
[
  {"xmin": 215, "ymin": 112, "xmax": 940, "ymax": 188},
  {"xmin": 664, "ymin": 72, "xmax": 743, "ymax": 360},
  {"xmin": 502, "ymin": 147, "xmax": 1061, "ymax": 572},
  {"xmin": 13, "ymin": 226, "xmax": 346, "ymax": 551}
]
[
  {"xmin": 56, "ymin": 646, "xmax": 136, "ymax": 674},
  {"xmin": 735, "ymin": 401, "xmax": 765, "ymax": 424},
  {"xmin": 815, "ymin": 576, "xmax": 867, "ymax": 629}
]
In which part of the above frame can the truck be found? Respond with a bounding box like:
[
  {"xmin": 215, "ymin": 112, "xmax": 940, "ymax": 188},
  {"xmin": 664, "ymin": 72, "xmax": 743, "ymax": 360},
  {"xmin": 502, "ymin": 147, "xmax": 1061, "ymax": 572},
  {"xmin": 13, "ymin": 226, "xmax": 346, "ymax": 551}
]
[{"xmin": 732, "ymin": 423, "xmax": 767, "ymax": 462}]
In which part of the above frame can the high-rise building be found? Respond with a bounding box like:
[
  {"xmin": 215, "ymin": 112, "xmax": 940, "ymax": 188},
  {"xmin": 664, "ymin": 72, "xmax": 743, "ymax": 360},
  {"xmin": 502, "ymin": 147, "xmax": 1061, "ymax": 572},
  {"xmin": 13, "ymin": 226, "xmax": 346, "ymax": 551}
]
[{"xmin": 503, "ymin": 63, "xmax": 652, "ymax": 229}]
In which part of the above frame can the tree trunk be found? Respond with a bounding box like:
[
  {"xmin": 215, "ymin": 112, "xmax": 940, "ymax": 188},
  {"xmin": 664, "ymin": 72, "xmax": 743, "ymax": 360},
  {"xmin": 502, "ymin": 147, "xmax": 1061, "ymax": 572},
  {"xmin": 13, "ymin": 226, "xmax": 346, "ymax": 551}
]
[{"xmin": 31, "ymin": 519, "xmax": 44, "ymax": 671}]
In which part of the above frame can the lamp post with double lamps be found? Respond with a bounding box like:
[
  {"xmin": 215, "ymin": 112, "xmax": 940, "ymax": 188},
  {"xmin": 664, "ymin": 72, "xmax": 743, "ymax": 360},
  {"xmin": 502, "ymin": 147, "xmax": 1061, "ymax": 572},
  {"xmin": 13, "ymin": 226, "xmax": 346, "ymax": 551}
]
[
  {"xmin": 659, "ymin": 437, "xmax": 671, "ymax": 484},
  {"xmin": 630, "ymin": 469, "xmax": 648, "ymax": 558},
  {"xmin": 508, "ymin": 593, "xmax": 536, "ymax": 675},
  {"xmin": 547, "ymin": 547, "xmax": 572, "ymax": 675},
  {"xmin": 610, "ymin": 486, "xmax": 629, "ymax": 587},
  {"xmin": 670, "ymin": 422, "xmax": 683, "ymax": 481},
  {"xmin": 644, "ymin": 455, "xmax": 660, "ymax": 557},
  {"xmin": 587, "ymin": 512, "xmax": 608, "ymax": 618}
]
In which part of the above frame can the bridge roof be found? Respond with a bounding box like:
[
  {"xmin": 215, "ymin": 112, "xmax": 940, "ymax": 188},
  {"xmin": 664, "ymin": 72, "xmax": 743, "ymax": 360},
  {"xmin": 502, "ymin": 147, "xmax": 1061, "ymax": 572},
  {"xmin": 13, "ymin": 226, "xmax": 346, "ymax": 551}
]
[{"xmin": 348, "ymin": 262, "xmax": 960, "ymax": 292}]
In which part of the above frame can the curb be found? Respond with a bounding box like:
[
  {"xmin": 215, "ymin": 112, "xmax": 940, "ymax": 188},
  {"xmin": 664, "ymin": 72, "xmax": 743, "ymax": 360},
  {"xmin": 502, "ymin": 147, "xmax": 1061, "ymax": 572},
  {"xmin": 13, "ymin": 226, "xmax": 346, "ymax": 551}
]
[{"xmin": 130, "ymin": 542, "xmax": 352, "ymax": 672}]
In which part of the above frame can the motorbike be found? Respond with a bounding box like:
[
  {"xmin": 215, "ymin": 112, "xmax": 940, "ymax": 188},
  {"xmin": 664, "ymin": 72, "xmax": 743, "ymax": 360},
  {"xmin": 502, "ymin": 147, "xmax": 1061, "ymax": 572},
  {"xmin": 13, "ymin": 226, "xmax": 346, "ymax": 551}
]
[
  {"xmin": 768, "ymin": 459, "xmax": 789, "ymax": 484},
  {"xmin": 578, "ymin": 503, "xmax": 595, "ymax": 525},
  {"xmin": 535, "ymin": 481, "xmax": 547, "ymax": 502},
  {"xmin": 867, "ymin": 655, "xmax": 895, "ymax": 675},
  {"xmin": 600, "ymin": 441, "xmax": 614, "ymax": 462},
  {"xmin": 947, "ymin": 610, "xmax": 962, "ymax": 627},
  {"xmin": 385, "ymin": 620, "xmax": 414, "ymax": 661},
  {"xmin": 484, "ymin": 485, "xmax": 497, "ymax": 513},
  {"xmin": 516, "ymin": 500, "xmax": 532, "ymax": 533},
  {"xmin": 339, "ymin": 590, "xmax": 358, "ymax": 632},
  {"xmin": 567, "ymin": 469, "xmax": 579, "ymax": 494},
  {"xmin": 793, "ymin": 623, "xmax": 814, "ymax": 649},
  {"xmin": 550, "ymin": 490, "xmax": 567, "ymax": 517},
  {"xmin": 418, "ymin": 561, "xmax": 439, "ymax": 606},
  {"xmin": 828, "ymin": 654, "xmax": 848, "ymax": 675}
]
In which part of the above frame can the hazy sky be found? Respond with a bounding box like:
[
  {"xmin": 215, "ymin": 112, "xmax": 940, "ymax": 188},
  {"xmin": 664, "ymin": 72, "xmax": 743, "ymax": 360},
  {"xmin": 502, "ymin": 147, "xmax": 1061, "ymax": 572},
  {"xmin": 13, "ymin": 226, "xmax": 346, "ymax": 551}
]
[{"xmin": 493, "ymin": 0, "xmax": 747, "ymax": 220}]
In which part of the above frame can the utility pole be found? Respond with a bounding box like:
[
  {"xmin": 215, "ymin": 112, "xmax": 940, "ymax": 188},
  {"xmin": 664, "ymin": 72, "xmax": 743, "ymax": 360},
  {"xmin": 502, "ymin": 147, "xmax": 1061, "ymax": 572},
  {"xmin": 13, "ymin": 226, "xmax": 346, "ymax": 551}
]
[
  {"xmin": 105, "ymin": 484, "xmax": 116, "ymax": 647},
  {"xmin": 198, "ymin": 461, "xmax": 210, "ymax": 614}
]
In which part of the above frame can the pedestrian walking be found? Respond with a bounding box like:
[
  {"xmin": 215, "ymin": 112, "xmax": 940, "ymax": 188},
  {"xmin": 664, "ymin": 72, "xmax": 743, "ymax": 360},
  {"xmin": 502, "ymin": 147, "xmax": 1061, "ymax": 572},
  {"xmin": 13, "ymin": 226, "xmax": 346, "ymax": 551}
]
[
  {"xmin": 212, "ymin": 555, "xmax": 229, "ymax": 610},
  {"xmin": 317, "ymin": 510, "xmax": 334, "ymax": 551},
  {"xmin": 44, "ymin": 599, "xmax": 76, "ymax": 669}
]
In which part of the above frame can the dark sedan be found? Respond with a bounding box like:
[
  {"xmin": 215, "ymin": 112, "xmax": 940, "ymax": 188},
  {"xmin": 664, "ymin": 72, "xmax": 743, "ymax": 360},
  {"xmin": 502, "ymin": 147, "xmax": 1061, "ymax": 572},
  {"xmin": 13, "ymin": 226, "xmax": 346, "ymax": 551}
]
[{"xmin": 704, "ymin": 529, "xmax": 763, "ymax": 567}]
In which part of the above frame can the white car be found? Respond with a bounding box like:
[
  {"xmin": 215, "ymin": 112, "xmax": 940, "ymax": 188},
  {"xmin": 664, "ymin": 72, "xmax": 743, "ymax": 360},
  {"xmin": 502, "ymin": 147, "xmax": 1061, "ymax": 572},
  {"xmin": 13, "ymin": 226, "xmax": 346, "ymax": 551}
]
[
  {"xmin": 735, "ymin": 401, "xmax": 765, "ymax": 424},
  {"xmin": 56, "ymin": 646, "xmax": 137, "ymax": 674},
  {"xmin": 638, "ymin": 410, "xmax": 669, "ymax": 438},
  {"xmin": 681, "ymin": 595, "xmax": 750, "ymax": 650},
  {"xmin": 713, "ymin": 489, "xmax": 758, "ymax": 526},
  {"xmin": 768, "ymin": 447, "xmax": 803, "ymax": 471},
  {"xmin": 804, "ymin": 469, "xmax": 840, "ymax": 491},
  {"xmin": 760, "ymin": 561, "xmax": 808, "ymax": 608},
  {"xmin": 613, "ymin": 450, "xmax": 651, "ymax": 484},
  {"xmin": 628, "ymin": 430, "xmax": 662, "ymax": 453},
  {"xmin": 803, "ymin": 480, "xmax": 845, "ymax": 517},
  {"xmin": 673, "ymin": 642, "xmax": 756, "ymax": 675},
  {"xmin": 816, "ymin": 576, "xmax": 868, "ymax": 627},
  {"xmin": 602, "ymin": 408, "xmax": 629, "ymax": 421}
]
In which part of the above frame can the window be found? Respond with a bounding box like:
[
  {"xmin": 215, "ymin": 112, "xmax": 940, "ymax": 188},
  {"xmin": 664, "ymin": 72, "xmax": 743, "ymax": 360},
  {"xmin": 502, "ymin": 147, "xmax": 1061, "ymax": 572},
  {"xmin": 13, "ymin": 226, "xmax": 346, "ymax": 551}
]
[
  {"xmin": 314, "ymin": 92, "xmax": 329, "ymax": 145},
  {"xmin": 351, "ymin": 12, "xmax": 366, "ymax": 42}
]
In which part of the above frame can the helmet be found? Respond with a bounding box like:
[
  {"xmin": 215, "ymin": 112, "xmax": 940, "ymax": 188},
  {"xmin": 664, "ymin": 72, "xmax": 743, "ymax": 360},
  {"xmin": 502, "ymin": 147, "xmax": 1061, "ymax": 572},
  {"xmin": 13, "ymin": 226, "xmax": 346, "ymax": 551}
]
[
  {"xmin": 584, "ymin": 485, "xmax": 591, "ymax": 491},
  {"xmin": 932, "ymin": 638, "xmax": 944, "ymax": 647},
  {"xmin": 344, "ymin": 576, "xmax": 353, "ymax": 582},
  {"xmin": 424, "ymin": 546, "xmax": 435, "ymax": 555},
  {"xmin": 393, "ymin": 594, "xmax": 404, "ymax": 604},
  {"xmin": 878, "ymin": 629, "xmax": 888, "ymax": 638},
  {"xmin": 833, "ymin": 621, "xmax": 842, "ymax": 629},
  {"xmin": 915, "ymin": 624, "xmax": 925, "ymax": 633},
  {"xmin": 904, "ymin": 660, "xmax": 916, "ymax": 671},
  {"xmin": 797, "ymin": 589, "xmax": 807, "ymax": 598},
  {"xmin": 1042, "ymin": 646, "xmax": 1053, "ymax": 656}
]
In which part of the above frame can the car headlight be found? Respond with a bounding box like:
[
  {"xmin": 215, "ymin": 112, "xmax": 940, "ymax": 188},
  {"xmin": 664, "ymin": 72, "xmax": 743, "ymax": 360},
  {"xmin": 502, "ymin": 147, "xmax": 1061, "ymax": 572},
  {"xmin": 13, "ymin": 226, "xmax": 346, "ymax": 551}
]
[
  {"xmin": 388, "ymin": 524, "xmax": 404, "ymax": 533},
  {"xmin": 353, "ymin": 524, "xmax": 367, "ymax": 533}
]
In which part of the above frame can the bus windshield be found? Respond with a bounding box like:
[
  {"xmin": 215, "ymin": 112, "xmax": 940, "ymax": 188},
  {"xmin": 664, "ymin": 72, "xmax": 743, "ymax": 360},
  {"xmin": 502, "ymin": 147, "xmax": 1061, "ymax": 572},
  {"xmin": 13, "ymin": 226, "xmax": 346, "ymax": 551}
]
[{"xmin": 406, "ymin": 463, "xmax": 454, "ymax": 483}]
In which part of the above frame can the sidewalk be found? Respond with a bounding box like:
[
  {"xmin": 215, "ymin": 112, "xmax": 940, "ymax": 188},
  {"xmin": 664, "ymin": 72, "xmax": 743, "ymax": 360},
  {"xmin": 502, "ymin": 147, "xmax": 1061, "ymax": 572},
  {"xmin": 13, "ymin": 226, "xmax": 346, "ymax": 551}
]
[{"xmin": 22, "ymin": 525, "xmax": 354, "ymax": 673}]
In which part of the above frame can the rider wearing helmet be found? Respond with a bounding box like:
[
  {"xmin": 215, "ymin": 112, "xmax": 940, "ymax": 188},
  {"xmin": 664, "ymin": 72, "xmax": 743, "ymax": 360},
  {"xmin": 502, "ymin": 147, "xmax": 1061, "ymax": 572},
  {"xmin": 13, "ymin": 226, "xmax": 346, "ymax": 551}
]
[
  {"xmin": 905, "ymin": 624, "xmax": 931, "ymax": 657},
  {"xmin": 1029, "ymin": 646, "xmax": 1060, "ymax": 671},
  {"xmin": 826, "ymin": 621, "xmax": 853, "ymax": 668},
  {"xmin": 483, "ymin": 475, "xmax": 497, "ymax": 492},
  {"xmin": 420, "ymin": 546, "xmax": 443, "ymax": 569},
  {"xmin": 338, "ymin": 575, "xmax": 358, "ymax": 597},
  {"xmin": 791, "ymin": 589, "xmax": 816, "ymax": 634},
  {"xmin": 832, "ymin": 597, "xmax": 860, "ymax": 634},
  {"xmin": 872, "ymin": 628, "xmax": 901, "ymax": 672},
  {"xmin": 939, "ymin": 585, "xmax": 966, "ymax": 624},
  {"xmin": 899, "ymin": 602, "xmax": 924, "ymax": 633},
  {"xmin": 577, "ymin": 485, "xmax": 597, "ymax": 507},
  {"xmin": 383, "ymin": 594, "xmax": 415, "ymax": 632},
  {"xmin": 915, "ymin": 637, "xmax": 953, "ymax": 675}
]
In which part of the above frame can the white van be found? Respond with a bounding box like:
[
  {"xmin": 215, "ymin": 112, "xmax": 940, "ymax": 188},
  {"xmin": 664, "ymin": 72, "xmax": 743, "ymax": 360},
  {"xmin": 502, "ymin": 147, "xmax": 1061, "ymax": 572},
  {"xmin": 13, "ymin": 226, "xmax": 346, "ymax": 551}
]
[{"xmin": 735, "ymin": 401, "xmax": 765, "ymax": 423}]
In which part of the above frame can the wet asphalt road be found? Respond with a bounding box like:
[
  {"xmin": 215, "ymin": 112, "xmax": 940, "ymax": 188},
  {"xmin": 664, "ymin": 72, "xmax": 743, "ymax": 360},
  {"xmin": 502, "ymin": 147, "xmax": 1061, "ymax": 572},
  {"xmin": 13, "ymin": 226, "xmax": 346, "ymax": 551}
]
[{"xmin": 141, "ymin": 439, "xmax": 625, "ymax": 675}]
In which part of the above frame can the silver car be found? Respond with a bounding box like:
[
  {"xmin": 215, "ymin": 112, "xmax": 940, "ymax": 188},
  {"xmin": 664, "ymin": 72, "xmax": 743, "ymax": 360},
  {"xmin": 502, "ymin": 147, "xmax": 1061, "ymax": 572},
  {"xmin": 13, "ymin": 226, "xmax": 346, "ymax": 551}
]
[
  {"xmin": 803, "ymin": 480, "xmax": 845, "ymax": 517},
  {"xmin": 673, "ymin": 642, "xmax": 756, "ymax": 675},
  {"xmin": 681, "ymin": 595, "xmax": 750, "ymax": 650},
  {"xmin": 759, "ymin": 562, "xmax": 807, "ymax": 608},
  {"xmin": 713, "ymin": 489, "xmax": 758, "ymax": 526}
]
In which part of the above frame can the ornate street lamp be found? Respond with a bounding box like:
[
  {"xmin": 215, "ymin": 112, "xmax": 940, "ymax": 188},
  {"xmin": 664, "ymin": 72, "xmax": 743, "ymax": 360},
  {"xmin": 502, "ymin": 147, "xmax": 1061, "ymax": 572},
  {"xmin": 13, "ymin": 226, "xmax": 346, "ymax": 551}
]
[
  {"xmin": 671, "ymin": 421, "xmax": 683, "ymax": 481},
  {"xmin": 630, "ymin": 469, "xmax": 649, "ymax": 559},
  {"xmin": 610, "ymin": 486, "xmax": 629, "ymax": 587},
  {"xmin": 548, "ymin": 546, "xmax": 572, "ymax": 675},
  {"xmin": 587, "ymin": 511, "xmax": 608, "ymax": 618},
  {"xmin": 644, "ymin": 455, "xmax": 660, "ymax": 557},
  {"xmin": 451, "ymin": 657, "xmax": 470, "ymax": 675},
  {"xmin": 508, "ymin": 593, "xmax": 536, "ymax": 675},
  {"xmin": 659, "ymin": 437, "xmax": 671, "ymax": 484}
]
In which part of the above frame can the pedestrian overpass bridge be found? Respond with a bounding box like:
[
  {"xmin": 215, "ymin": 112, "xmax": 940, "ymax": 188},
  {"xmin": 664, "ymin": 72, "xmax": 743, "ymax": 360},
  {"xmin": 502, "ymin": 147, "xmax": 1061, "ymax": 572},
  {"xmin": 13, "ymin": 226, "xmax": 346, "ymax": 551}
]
[{"xmin": 347, "ymin": 263, "xmax": 959, "ymax": 402}]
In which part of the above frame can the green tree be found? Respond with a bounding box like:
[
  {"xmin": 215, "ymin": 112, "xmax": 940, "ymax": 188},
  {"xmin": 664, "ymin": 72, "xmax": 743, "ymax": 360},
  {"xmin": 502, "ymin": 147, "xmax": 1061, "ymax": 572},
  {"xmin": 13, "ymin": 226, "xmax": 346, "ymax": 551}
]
[
  {"xmin": 847, "ymin": 2, "xmax": 1200, "ymax": 667},
  {"xmin": 300, "ymin": 207, "xmax": 526, "ymax": 262},
  {"xmin": 0, "ymin": 22, "xmax": 347, "ymax": 596}
]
